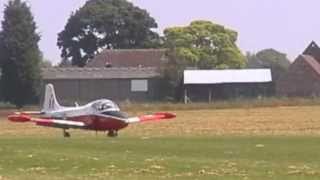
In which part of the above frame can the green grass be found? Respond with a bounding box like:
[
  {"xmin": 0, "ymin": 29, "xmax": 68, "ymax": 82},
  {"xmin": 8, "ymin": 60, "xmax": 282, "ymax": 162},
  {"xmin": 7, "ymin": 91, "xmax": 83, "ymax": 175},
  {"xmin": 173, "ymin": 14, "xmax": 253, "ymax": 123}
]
[
  {"xmin": 1, "ymin": 136, "xmax": 320, "ymax": 180},
  {"xmin": 3, "ymin": 105, "xmax": 320, "ymax": 179}
]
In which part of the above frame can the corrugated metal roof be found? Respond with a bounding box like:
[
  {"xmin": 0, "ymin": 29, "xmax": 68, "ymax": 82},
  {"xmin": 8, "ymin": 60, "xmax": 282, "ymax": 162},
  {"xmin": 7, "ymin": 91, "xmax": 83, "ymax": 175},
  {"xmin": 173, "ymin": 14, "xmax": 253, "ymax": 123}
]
[
  {"xmin": 184, "ymin": 69, "xmax": 272, "ymax": 84},
  {"xmin": 42, "ymin": 67, "xmax": 160, "ymax": 80}
]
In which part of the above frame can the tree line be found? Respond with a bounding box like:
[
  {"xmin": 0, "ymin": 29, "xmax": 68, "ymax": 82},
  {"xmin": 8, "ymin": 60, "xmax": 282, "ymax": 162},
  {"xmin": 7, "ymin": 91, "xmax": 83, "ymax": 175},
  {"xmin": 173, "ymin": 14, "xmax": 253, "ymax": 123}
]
[{"xmin": 0, "ymin": 0, "xmax": 290, "ymax": 107}]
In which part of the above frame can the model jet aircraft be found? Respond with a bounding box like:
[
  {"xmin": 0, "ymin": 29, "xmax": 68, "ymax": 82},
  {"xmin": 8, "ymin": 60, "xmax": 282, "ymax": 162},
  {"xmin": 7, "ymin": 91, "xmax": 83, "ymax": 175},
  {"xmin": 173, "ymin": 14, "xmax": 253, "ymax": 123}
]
[{"xmin": 8, "ymin": 84, "xmax": 175, "ymax": 137}]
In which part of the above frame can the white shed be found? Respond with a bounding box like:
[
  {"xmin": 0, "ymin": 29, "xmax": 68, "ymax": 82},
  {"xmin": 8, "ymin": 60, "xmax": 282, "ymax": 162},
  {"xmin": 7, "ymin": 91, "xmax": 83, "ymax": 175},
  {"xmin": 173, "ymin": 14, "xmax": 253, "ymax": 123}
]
[{"xmin": 183, "ymin": 69, "xmax": 272, "ymax": 103}]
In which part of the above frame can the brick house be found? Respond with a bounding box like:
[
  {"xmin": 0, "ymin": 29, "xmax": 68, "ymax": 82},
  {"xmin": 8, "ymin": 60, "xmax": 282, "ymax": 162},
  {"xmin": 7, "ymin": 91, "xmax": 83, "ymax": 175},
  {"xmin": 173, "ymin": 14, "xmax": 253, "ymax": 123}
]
[{"xmin": 276, "ymin": 41, "xmax": 320, "ymax": 97}]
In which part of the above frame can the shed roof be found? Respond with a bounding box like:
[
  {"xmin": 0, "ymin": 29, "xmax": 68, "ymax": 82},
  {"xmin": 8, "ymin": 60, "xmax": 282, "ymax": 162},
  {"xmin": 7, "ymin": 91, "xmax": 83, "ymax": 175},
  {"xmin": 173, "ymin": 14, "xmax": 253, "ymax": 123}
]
[
  {"xmin": 86, "ymin": 49, "xmax": 167, "ymax": 68},
  {"xmin": 42, "ymin": 67, "xmax": 160, "ymax": 80},
  {"xmin": 184, "ymin": 69, "xmax": 272, "ymax": 84}
]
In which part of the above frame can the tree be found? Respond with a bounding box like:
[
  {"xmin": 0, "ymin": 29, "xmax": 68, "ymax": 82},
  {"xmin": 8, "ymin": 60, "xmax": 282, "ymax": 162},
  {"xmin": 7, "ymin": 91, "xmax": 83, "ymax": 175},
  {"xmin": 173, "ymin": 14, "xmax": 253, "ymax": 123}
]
[
  {"xmin": 58, "ymin": 58, "xmax": 72, "ymax": 67},
  {"xmin": 161, "ymin": 20, "xmax": 246, "ymax": 100},
  {"xmin": 40, "ymin": 59, "xmax": 53, "ymax": 68},
  {"xmin": 39, "ymin": 52, "xmax": 53, "ymax": 68},
  {"xmin": 164, "ymin": 20, "xmax": 246, "ymax": 69},
  {"xmin": 0, "ymin": 0, "xmax": 42, "ymax": 108},
  {"xmin": 58, "ymin": 0, "xmax": 160, "ymax": 67},
  {"xmin": 247, "ymin": 49, "xmax": 291, "ymax": 81}
]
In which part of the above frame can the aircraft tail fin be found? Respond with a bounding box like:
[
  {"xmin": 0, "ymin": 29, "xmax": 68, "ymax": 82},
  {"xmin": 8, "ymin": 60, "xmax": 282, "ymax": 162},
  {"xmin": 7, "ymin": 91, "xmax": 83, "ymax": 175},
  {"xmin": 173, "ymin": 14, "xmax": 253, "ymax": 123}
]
[{"xmin": 42, "ymin": 84, "xmax": 62, "ymax": 112}]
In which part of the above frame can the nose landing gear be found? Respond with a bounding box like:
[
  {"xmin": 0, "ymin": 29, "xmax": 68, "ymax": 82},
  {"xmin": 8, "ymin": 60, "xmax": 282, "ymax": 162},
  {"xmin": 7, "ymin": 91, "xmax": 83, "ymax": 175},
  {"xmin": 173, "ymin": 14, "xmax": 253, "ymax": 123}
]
[{"xmin": 63, "ymin": 129, "xmax": 71, "ymax": 138}]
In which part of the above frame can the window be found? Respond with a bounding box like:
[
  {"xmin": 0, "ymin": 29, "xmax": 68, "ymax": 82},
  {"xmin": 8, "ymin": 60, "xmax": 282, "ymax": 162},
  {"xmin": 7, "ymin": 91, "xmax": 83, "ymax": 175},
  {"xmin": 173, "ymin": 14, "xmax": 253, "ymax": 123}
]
[
  {"xmin": 131, "ymin": 80, "xmax": 148, "ymax": 92},
  {"xmin": 92, "ymin": 100, "xmax": 120, "ymax": 112}
]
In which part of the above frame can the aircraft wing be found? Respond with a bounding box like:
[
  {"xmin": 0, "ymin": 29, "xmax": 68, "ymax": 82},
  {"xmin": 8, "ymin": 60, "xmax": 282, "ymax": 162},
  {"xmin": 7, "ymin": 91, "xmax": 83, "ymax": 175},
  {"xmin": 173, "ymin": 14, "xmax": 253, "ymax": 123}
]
[
  {"xmin": 14, "ymin": 111, "xmax": 42, "ymax": 115},
  {"xmin": 8, "ymin": 114, "xmax": 86, "ymax": 129},
  {"xmin": 126, "ymin": 112, "xmax": 176, "ymax": 124}
]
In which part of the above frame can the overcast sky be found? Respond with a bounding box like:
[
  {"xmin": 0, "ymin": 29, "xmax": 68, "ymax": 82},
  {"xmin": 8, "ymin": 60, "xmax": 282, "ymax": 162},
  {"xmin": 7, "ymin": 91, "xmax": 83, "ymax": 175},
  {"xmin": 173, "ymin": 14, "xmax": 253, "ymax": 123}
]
[{"xmin": 0, "ymin": 0, "xmax": 320, "ymax": 64}]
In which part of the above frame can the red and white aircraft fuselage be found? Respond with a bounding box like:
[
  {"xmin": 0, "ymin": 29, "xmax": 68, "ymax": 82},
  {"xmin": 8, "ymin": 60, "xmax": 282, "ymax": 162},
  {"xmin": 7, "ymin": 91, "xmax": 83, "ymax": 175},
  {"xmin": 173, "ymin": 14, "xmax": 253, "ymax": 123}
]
[{"xmin": 8, "ymin": 84, "xmax": 175, "ymax": 137}]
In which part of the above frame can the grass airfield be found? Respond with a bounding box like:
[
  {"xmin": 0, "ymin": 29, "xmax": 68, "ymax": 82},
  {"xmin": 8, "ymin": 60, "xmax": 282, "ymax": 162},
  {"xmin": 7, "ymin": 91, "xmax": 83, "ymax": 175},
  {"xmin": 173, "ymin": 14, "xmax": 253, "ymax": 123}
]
[{"xmin": 1, "ymin": 105, "xmax": 320, "ymax": 179}]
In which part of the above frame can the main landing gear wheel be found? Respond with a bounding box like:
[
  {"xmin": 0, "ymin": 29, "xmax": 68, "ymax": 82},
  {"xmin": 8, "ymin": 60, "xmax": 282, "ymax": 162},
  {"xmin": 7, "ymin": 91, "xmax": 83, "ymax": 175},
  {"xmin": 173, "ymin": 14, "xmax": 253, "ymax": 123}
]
[
  {"xmin": 63, "ymin": 129, "xmax": 71, "ymax": 138},
  {"xmin": 107, "ymin": 130, "xmax": 118, "ymax": 137}
]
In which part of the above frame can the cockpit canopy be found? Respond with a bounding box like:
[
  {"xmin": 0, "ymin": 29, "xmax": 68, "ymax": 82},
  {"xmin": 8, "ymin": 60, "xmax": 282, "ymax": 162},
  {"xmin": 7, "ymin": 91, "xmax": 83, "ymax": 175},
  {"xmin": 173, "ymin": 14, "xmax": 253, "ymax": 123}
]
[{"xmin": 91, "ymin": 99, "xmax": 120, "ymax": 112}]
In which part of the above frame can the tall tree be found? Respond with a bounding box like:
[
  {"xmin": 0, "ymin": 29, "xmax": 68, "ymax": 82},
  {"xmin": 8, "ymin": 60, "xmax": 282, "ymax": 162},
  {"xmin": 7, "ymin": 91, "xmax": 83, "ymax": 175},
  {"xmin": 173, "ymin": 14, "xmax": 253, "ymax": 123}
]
[
  {"xmin": 58, "ymin": 0, "xmax": 160, "ymax": 67},
  {"xmin": 0, "ymin": 0, "xmax": 42, "ymax": 108},
  {"xmin": 247, "ymin": 49, "xmax": 291, "ymax": 81},
  {"xmin": 162, "ymin": 20, "xmax": 246, "ymax": 100}
]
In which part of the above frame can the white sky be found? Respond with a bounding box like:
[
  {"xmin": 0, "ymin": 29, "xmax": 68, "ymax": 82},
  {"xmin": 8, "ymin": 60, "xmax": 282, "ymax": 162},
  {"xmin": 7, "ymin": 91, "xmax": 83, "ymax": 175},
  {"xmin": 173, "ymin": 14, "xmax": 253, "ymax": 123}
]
[{"xmin": 1, "ymin": 0, "xmax": 320, "ymax": 64}]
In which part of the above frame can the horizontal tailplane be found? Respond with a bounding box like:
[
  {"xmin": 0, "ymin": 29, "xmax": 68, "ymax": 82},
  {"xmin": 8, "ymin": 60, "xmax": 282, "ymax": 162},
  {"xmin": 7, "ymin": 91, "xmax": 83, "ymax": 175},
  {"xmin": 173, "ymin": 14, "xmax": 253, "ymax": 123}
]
[
  {"xmin": 8, "ymin": 114, "xmax": 32, "ymax": 122},
  {"xmin": 14, "ymin": 111, "xmax": 42, "ymax": 115}
]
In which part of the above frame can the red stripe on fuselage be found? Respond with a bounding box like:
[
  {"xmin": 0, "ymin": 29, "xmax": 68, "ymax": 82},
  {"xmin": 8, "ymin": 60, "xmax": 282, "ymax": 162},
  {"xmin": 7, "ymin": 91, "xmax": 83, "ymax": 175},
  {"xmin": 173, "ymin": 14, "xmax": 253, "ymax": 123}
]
[{"xmin": 67, "ymin": 114, "xmax": 128, "ymax": 131}]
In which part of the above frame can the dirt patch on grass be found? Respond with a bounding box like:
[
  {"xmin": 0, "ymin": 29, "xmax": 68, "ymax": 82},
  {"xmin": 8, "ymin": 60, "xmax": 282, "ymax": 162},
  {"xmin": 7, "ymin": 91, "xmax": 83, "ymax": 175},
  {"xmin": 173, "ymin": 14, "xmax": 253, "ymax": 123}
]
[
  {"xmin": 2, "ymin": 106, "xmax": 320, "ymax": 137},
  {"xmin": 124, "ymin": 106, "xmax": 320, "ymax": 137}
]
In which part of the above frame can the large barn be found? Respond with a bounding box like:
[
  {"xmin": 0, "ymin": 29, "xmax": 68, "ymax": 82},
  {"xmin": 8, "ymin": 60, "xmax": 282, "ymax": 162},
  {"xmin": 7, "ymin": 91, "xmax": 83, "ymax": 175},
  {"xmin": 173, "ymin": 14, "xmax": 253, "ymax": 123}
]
[
  {"xmin": 276, "ymin": 41, "xmax": 320, "ymax": 97},
  {"xmin": 41, "ymin": 67, "xmax": 162, "ymax": 105},
  {"xmin": 184, "ymin": 69, "xmax": 273, "ymax": 103},
  {"xmin": 40, "ymin": 49, "xmax": 169, "ymax": 105}
]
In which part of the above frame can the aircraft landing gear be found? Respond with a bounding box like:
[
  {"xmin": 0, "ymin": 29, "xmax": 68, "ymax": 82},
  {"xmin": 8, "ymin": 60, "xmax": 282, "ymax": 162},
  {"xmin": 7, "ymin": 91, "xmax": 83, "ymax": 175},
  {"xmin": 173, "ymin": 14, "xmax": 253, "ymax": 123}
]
[
  {"xmin": 63, "ymin": 129, "xmax": 71, "ymax": 138},
  {"xmin": 107, "ymin": 130, "xmax": 118, "ymax": 137}
]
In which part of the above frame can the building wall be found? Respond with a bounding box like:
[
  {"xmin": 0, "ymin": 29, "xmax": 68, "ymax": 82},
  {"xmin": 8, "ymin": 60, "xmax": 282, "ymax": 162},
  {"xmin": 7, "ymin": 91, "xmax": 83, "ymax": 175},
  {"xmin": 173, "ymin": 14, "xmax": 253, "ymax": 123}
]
[
  {"xmin": 41, "ymin": 78, "xmax": 161, "ymax": 105},
  {"xmin": 276, "ymin": 57, "xmax": 320, "ymax": 97},
  {"xmin": 185, "ymin": 82, "xmax": 273, "ymax": 102}
]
